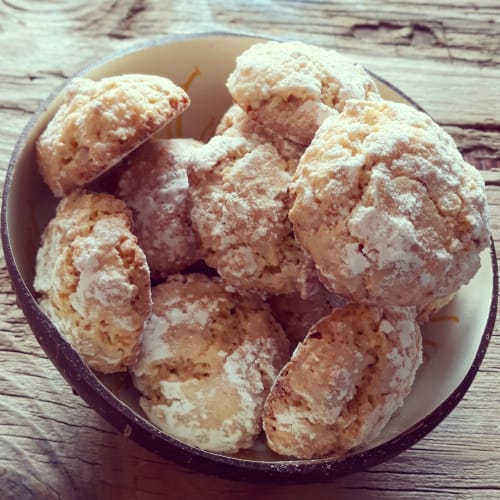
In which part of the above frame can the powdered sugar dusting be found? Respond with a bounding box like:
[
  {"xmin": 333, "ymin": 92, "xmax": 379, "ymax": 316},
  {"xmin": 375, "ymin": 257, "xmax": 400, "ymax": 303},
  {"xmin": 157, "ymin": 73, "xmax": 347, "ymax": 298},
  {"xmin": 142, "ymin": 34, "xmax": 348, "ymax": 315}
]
[
  {"xmin": 226, "ymin": 40, "xmax": 379, "ymax": 144},
  {"xmin": 188, "ymin": 134, "xmax": 319, "ymax": 297},
  {"xmin": 117, "ymin": 138, "xmax": 202, "ymax": 278},
  {"xmin": 290, "ymin": 98, "xmax": 490, "ymax": 306},
  {"xmin": 33, "ymin": 191, "xmax": 151, "ymax": 373},
  {"xmin": 263, "ymin": 304, "xmax": 422, "ymax": 458},
  {"xmin": 349, "ymin": 206, "xmax": 424, "ymax": 272},
  {"xmin": 130, "ymin": 274, "xmax": 290, "ymax": 453}
]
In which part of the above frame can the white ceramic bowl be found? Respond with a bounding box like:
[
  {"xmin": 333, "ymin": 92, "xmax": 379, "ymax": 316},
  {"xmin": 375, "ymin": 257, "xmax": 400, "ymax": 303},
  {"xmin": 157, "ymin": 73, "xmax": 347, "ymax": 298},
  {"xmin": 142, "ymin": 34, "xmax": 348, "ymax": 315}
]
[{"xmin": 2, "ymin": 33, "xmax": 497, "ymax": 482}]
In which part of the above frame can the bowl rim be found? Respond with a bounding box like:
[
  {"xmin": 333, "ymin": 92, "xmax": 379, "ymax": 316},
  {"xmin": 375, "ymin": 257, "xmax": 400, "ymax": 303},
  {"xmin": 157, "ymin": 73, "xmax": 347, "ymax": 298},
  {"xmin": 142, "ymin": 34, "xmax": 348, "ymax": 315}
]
[{"xmin": 1, "ymin": 31, "xmax": 498, "ymax": 483}]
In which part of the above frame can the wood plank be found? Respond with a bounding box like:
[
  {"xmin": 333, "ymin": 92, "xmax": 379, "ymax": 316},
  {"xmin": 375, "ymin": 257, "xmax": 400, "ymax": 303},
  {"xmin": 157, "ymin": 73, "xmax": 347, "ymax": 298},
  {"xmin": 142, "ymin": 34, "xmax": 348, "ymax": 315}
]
[{"xmin": 0, "ymin": 0, "xmax": 499, "ymax": 498}]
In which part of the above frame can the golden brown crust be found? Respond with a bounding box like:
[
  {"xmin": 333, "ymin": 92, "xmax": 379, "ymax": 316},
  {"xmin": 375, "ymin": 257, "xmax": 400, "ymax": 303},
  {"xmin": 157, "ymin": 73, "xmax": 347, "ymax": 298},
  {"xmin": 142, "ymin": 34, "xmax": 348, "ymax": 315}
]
[
  {"xmin": 188, "ymin": 134, "xmax": 320, "ymax": 298},
  {"xmin": 116, "ymin": 137, "xmax": 203, "ymax": 280},
  {"xmin": 416, "ymin": 293, "xmax": 455, "ymax": 324},
  {"xmin": 131, "ymin": 273, "xmax": 290, "ymax": 453},
  {"xmin": 226, "ymin": 41, "xmax": 380, "ymax": 145},
  {"xmin": 36, "ymin": 74, "xmax": 190, "ymax": 197},
  {"xmin": 33, "ymin": 191, "xmax": 152, "ymax": 373},
  {"xmin": 289, "ymin": 99, "xmax": 490, "ymax": 307},
  {"xmin": 263, "ymin": 303, "xmax": 422, "ymax": 458}
]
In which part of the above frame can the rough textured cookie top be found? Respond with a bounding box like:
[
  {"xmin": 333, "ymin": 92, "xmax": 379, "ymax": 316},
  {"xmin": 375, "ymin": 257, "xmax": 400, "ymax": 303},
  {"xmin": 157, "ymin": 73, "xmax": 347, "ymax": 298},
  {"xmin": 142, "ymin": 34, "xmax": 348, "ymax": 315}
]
[
  {"xmin": 216, "ymin": 104, "xmax": 305, "ymax": 174},
  {"xmin": 226, "ymin": 40, "xmax": 380, "ymax": 145},
  {"xmin": 36, "ymin": 74, "xmax": 190, "ymax": 197},
  {"xmin": 188, "ymin": 134, "xmax": 320, "ymax": 298},
  {"xmin": 263, "ymin": 303, "xmax": 422, "ymax": 458},
  {"xmin": 289, "ymin": 99, "xmax": 490, "ymax": 307},
  {"xmin": 34, "ymin": 191, "xmax": 152, "ymax": 373},
  {"xmin": 117, "ymin": 137, "xmax": 203, "ymax": 280},
  {"xmin": 131, "ymin": 273, "xmax": 290, "ymax": 453}
]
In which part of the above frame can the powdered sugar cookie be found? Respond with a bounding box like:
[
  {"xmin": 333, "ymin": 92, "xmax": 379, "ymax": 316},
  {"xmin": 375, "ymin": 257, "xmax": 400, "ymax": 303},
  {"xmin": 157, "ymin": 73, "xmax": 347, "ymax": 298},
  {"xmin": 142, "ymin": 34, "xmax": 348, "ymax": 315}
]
[
  {"xmin": 216, "ymin": 104, "xmax": 305, "ymax": 174},
  {"xmin": 37, "ymin": 74, "xmax": 190, "ymax": 197},
  {"xmin": 116, "ymin": 137, "xmax": 203, "ymax": 280},
  {"xmin": 289, "ymin": 99, "xmax": 490, "ymax": 307},
  {"xmin": 226, "ymin": 40, "xmax": 379, "ymax": 145},
  {"xmin": 34, "ymin": 191, "xmax": 152, "ymax": 373},
  {"xmin": 131, "ymin": 273, "xmax": 290, "ymax": 453},
  {"xmin": 188, "ymin": 134, "xmax": 320, "ymax": 298},
  {"xmin": 268, "ymin": 287, "xmax": 346, "ymax": 346},
  {"xmin": 263, "ymin": 303, "xmax": 422, "ymax": 459}
]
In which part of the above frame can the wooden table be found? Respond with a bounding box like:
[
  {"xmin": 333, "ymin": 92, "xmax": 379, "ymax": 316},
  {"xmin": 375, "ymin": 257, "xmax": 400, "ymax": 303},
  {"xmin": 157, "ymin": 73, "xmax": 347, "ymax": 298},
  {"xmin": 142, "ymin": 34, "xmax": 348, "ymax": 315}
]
[{"xmin": 1, "ymin": 1, "xmax": 499, "ymax": 498}]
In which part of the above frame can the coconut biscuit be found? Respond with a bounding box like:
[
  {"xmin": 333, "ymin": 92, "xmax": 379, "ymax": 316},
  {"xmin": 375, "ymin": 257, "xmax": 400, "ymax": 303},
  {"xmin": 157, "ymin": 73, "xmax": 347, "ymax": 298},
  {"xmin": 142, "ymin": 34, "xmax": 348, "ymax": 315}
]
[
  {"xmin": 216, "ymin": 104, "xmax": 305, "ymax": 174},
  {"xmin": 188, "ymin": 134, "xmax": 320, "ymax": 298}
]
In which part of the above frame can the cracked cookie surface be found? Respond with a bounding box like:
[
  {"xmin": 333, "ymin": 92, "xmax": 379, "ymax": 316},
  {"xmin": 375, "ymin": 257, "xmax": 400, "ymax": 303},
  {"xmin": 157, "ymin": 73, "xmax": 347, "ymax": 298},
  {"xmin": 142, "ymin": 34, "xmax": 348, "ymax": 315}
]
[
  {"xmin": 188, "ymin": 134, "xmax": 320, "ymax": 298},
  {"xmin": 131, "ymin": 273, "xmax": 290, "ymax": 453},
  {"xmin": 289, "ymin": 99, "xmax": 490, "ymax": 307},
  {"xmin": 116, "ymin": 137, "xmax": 203, "ymax": 280},
  {"xmin": 34, "ymin": 191, "xmax": 152, "ymax": 373},
  {"xmin": 226, "ymin": 40, "xmax": 380, "ymax": 145},
  {"xmin": 216, "ymin": 104, "xmax": 305, "ymax": 174},
  {"xmin": 37, "ymin": 74, "xmax": 190, "ymax": 197},
  {"xmin": 263, "ymin": 303, "xmax": 422, "ymax": 458}
]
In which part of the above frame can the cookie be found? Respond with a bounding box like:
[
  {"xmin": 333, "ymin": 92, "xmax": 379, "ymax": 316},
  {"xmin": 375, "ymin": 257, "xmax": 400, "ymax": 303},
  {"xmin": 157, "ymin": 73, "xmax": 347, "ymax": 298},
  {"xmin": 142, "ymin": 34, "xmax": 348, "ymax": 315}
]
[
  {"xmin": 33, "ymin": 191, "xmax": 152, "ymax": 373},
  {"xmin": 263, "ymin": 303, "xmax": 422, "ymax": 458},
  {"xmin": 130, "ymin": 273, "xmax": 290, "ymax": 453},
  {"xmin": 289, "ymin": 99, "xmax": 490, "ymax": 307},
  {"xmin": 36, "ymin": 74, "xmax": 190, "ymax": 197},
  {"xmin": 116, "ymin": 137, "xmax": 203, "ymax": 280},
  {"xmin": 268, "ymin": 287, "xmax": 346, "ymax": 347},
  {"xmin": 216, "ymin": 104, "xmax": 305, "ymax": 174},
  {"xmin": 187, "ymin": 134, "xmax": 320, "ymax": 298},
  {"xmin": 226, "ymin": 40, "xmax": 379, "ymax": 145}
]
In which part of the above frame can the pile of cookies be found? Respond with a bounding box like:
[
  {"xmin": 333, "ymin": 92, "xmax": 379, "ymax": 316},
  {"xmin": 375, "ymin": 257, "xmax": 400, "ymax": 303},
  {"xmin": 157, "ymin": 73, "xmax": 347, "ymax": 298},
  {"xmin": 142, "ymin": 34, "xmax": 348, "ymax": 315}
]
[{"xmin": 33, "ymin": 40, "xmax": 490, "ymax": 459}]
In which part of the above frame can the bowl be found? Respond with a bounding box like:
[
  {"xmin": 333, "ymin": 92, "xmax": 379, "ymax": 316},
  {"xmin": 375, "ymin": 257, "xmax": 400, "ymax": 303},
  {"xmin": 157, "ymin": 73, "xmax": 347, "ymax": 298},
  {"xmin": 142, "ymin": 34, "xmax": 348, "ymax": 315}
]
[{"xmin": 1, "ymin": 32, "xmax": 497, "ymax": 482}]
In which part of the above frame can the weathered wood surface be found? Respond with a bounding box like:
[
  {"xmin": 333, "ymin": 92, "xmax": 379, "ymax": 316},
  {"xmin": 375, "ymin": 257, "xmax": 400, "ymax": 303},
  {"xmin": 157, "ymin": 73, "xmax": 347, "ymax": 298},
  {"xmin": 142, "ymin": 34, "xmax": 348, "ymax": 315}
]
[{"xmin": 1, "ymin": 1, "xmax": 499, "ymax": 498}]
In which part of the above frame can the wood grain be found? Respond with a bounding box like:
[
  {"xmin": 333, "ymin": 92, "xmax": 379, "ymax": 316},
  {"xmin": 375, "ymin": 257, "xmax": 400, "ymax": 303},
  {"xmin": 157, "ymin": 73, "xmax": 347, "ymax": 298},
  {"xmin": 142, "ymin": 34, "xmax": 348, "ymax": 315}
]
[{"xmin": 1, "ymin": 1, "xmax": 499, "ymax": 498}]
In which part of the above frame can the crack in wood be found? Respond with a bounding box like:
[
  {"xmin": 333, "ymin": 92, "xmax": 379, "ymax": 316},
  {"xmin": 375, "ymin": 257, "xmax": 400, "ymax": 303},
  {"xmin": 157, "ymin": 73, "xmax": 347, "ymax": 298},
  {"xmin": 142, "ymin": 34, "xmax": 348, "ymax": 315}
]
[
  {"xmin": 1, "ymin": 0, "xmax": 27, "ymax": 12},
  {"xmin": 120, "ymin": 0, "xmax": 147, "ymax": 30},
  {"xmin": 445, "ymin": 122, "xmax": 500, "ymax": 133},
  {"xmin": 0, "ymin": 463, "xmax": 60, "ymax": 500},
  {"xmin": 34, "ymin": 413, "xmax": 117, "ymax": 436},
  {"xmin": 107, "ymin": 0, "xmax": 147, "ymax": 37},
  {"xmin": 350, "ymin": 20, "xmax": 443, "ymax": 48},
  {"xmin": 0, "ymin": 348, "xmax": 47, "ymax": 360},
  {"xmin": 0, "ymin": 103, "xmax": 32, "ymax": 114}
]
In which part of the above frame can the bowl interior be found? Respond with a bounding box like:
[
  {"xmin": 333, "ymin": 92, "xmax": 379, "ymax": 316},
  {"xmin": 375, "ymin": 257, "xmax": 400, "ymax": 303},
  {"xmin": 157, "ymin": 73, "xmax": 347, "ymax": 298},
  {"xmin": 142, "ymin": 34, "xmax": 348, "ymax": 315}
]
[{"xmin": 2, "ymin": 33, "xmax": 496, "ymax": 478}]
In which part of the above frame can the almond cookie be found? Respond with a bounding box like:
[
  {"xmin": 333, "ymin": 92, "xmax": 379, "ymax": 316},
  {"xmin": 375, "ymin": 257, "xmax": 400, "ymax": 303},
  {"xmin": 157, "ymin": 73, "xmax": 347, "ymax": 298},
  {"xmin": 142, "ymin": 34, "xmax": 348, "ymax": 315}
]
[
  {"xmin": 34, "ymin": 191, "xmax": 152, "ymax": 373},
  {"xmin": 131, "ymin": 273, "xmax": 290, "ymax": 453},
  {"xmin": 289, "ymin": 99, "xmax": 490, "ymax": 307},
  {"xmin": 268, "ymin": 287, "xmax": 346, "ymax": 347},
  {"xmin": 226, "ymin": 40, "xmax": 379, "ymax": 145},
  {"xmin": 116, "ymin": 137, "xmax": 203, "ymax": 280},
  {"xmin": 216, "ymin": 104, "xmax": 305, "ymax": 174},
  {"xmin": 37, "ymin": 74, "xmax": 190, "ymax": 197},
  {"xmin": 263, "ymin": 303, "xmax": 422, "ymax": 459},
  {"xmin": 187, "ymin": 134, "xmax": 320, "ymax": 298}
]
